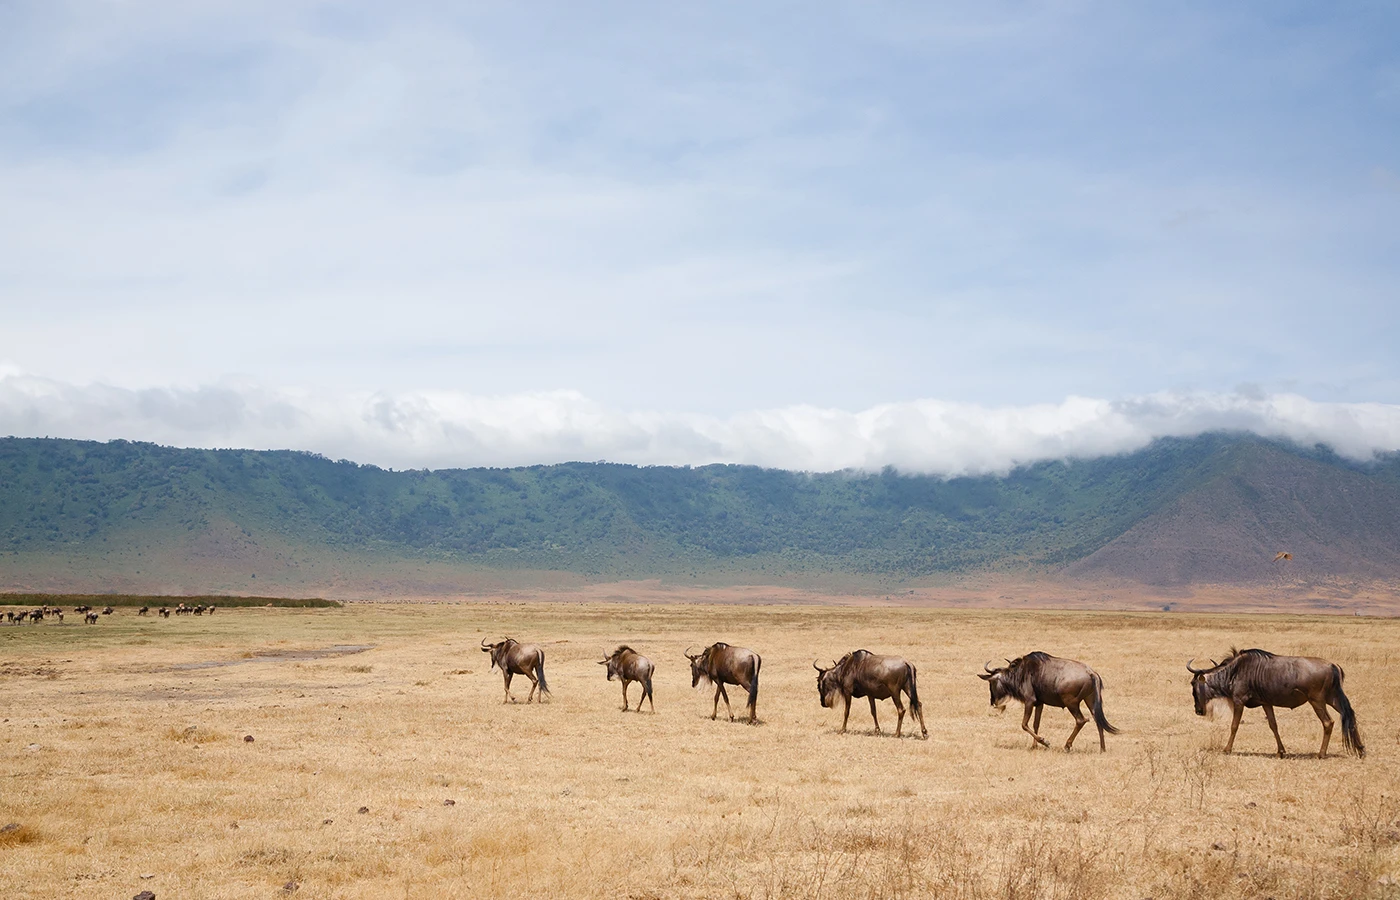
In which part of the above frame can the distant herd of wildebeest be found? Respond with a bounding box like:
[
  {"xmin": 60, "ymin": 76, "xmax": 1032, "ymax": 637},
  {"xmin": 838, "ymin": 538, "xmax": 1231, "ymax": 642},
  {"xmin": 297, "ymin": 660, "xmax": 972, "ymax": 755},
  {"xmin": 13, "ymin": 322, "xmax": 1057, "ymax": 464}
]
[
  {"xmin": 3, "ymin": 606, "xmax": 1366, "ymax": 760},
  {"xmin": 5, "ymin": 603, "xmax": 214, "ymax": 625}
]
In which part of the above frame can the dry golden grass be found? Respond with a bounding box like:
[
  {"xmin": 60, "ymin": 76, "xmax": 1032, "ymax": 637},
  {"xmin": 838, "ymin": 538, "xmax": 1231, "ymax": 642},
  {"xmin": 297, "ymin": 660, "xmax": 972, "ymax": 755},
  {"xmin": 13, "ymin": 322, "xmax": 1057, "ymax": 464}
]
[{"xmin": 2, "ymin": 602, "xmax": 1399, "ymax": 899}]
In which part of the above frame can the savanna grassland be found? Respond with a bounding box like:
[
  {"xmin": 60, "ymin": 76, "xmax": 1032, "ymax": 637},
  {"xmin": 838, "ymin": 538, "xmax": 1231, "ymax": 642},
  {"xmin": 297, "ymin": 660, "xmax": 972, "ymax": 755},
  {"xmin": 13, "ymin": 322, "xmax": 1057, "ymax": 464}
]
[{"xmin": 2, "ymin": 602, "xmax": 1398, "ymax": 899}]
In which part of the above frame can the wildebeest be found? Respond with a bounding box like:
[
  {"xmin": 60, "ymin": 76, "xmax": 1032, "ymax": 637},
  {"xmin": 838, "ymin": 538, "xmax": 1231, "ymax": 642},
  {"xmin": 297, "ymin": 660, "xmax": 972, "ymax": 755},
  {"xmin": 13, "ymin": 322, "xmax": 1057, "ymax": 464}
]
[
  {"xmin": 684, "ymin": 642, "xmax": 760, "ymax": 724},
  {"xmin": 159, "ymin": 607, "xmax": 171, "ymax": 618},
  {"xmin": 598, "ymin": 646, "xmax": 655, "ymax": 712},
  {"xmin": 84, "ymin": 612, "xmax": 99, "ymax": 625},
  {"xmin": 102, "ymin": 606, "xmax": 114, "ymax": 616},
  {"xmin": 138, "ymin": 606, "xmax": 149, "ymax": 616},
  {"xmin": 1187, "ymin": 648, "xmax": 1364, "ymax": 759},
  {"xmin": 979, "ymin": 652, "xmax": 1120, "ymax": 752},
  {"xmin": 480, "ymin": 638, "xmax": 551, "ymax": 703},
  {"xmin": 814, "ymin": 650, "xmax": 927, "ymax": 738}
]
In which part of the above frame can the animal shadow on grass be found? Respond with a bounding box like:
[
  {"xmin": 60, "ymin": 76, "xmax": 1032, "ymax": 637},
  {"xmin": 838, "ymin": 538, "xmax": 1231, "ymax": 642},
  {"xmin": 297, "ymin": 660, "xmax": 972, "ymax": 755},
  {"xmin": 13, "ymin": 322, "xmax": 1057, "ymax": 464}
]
[
  {"xmin": 697, "ymin": 714, "xmax": 764, "ymax": 726},
  {"xmin": 1227, "ymin": 750, "xmax": 1331, "ymax": 761}
]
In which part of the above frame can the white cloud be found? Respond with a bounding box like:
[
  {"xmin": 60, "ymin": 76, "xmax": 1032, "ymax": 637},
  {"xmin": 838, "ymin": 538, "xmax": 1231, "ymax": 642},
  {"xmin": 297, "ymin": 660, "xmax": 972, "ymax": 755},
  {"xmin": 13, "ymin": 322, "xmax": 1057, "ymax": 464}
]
[{"xmin": 2, "ymin": 370, "xmax": 1397, "ymax": 475}]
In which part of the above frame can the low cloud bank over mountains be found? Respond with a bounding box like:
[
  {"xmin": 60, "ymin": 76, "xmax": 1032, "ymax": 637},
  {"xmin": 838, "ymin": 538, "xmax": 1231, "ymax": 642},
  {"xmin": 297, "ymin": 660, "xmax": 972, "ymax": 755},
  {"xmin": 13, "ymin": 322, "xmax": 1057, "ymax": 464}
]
[{"xmin": 2, "ymin": 370, "xmax": 1398, "ymax": 475}]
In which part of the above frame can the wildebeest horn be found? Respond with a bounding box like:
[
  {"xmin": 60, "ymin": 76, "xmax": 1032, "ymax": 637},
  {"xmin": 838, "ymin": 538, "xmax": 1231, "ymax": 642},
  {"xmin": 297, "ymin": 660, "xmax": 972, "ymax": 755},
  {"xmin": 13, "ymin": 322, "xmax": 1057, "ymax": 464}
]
[
  {"xmin": 683, "ymin": 645, "xmax": 698, "ymax": 659},
  {"xmin": 983, "ymin": 660, "xmax": 997, "ymax": 673},
  {"xmin": 1186, "ymin": 658, "xmax": 1209, "ymax": 674},
  {"xmin": 481, "ymin": 638, "xmax": 491, "ymax": 649}
]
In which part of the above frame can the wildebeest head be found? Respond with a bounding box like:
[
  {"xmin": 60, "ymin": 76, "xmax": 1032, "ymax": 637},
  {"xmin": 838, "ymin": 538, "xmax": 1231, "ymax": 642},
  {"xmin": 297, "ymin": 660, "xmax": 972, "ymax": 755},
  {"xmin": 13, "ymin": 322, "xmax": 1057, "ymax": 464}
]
[
  {"xmin": 481, "ymin": 638, "xmax": 517, "ymax": 671},
  {"xmin": 812, "ymin": 658, "xmax": 844, "ymax": 708},
  {"xmin": 977, "ymin": 659, "xmax": 1020, "ymax": 710},
  {"xmin": 1186, "ymin": 654, "xmax": 1228, "ymax": 716},
  {"xmin": 684, "ymin": 646, "xmax": 706, "ymax": 686},
  {"xmin": 599, "ymin": 645, "xmax": 634, "ymax": 681}
]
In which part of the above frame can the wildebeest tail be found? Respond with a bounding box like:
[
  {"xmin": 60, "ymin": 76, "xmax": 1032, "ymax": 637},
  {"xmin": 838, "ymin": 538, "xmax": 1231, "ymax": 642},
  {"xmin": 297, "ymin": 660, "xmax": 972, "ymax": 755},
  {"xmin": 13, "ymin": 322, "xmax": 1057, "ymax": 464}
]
[
  {"xmin": 747, "ymin": 657, "xmax": 760, "ymax": 712},
  {"xmin": 536, "ymin": 656, "xmax": 551, "ymax": 696},
  {"xmin": 906, "ymin": 663, "xmax": 922, "ymax": 714},
  {"xmin": 1091, "ymin": 672, "xmax": 1120, "ymax": 735},
  {"xmin": 1331, "ymin": 664, "xmax": 1364, "ymax": 757}
]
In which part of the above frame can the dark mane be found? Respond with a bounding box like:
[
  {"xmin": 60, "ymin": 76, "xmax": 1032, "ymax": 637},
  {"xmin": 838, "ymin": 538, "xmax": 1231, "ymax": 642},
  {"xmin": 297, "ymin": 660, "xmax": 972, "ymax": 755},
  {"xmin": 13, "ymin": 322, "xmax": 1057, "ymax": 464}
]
[
  {"xmin": 1021, "ymin": 651, "xmax": 1052, "ymax": 665},
  {"xmin": 836, "ymin": 649, "xmax": 871, "ymax": 667},
  {"xmin": 611, "ymin": 645, "xmax": 635, "ymax": 657},
  {"xmin": 1222, "ymin": 648, "xmax": 1275, "ymax": 667}
]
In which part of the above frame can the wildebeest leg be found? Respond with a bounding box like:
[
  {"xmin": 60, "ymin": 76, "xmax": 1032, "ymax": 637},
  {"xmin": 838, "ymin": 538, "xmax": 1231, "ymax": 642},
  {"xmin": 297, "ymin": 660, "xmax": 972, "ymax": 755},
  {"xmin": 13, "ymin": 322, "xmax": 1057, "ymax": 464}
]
[
  {"xmin": 1032, "ymin": 703, "xmax": 1043, "ymax": 736},
  {"xmin": 1064, "ymin": 702, "xmax": 1087, "ymax": 752},
  {"xmin": 1310, "ymin": 698, "xmax": 1333, "ymax": 759},
  {"xmin": 503, "ymin": 671, "xmax": 515, "ymax": 703},
  {"xmin": 621, "ymin": 680, "xmax": 631, "ymax": 711},
  {"xmin": 840, "ymin": 695, "xmax": 852, "ymax": 733},
  {"xmin": 1261, "ymin": 705, "xmax": 1286, "ymax": 758},
  {"xmin": 892, "ymin": 693, "xmax": 906, "ymax": 738},
  {"xmin": 868, "ymin": 696, "xmax": 881, "ymax": 734},
  {"xmin": 524, "ymin": 672, "xmax": 539, "ymax": 703},
  {"xmin": 717, "ymin": 684, "xmax": 734, "ymax": 721},
  {"xmin": 1021, "ymin": 703, "xmax": 1050, "ymax": 748},
  {"xmin": 1224, "ymin": 703, "xmax": 1244, "ymax": 753},
  {"xmin": 643, "ymin": 676, "xmax": 654, "ymax": 712}
]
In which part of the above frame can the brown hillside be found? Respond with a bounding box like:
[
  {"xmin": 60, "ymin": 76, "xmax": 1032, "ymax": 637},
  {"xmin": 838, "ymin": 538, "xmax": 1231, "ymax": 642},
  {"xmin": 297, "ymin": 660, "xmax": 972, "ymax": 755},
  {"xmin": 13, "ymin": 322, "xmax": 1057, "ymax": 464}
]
[{"xmin": 1066, "ymin": 442, "xmax": 1400, "ymax": 586}]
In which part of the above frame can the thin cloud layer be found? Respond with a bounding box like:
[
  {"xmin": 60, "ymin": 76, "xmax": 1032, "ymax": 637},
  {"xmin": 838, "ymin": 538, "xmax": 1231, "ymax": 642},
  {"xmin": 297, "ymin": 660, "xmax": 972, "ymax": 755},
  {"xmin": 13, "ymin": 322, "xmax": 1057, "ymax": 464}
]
[{"xmin": 2, "ymin": 371, "xmax": 1397, "ymax": 475}]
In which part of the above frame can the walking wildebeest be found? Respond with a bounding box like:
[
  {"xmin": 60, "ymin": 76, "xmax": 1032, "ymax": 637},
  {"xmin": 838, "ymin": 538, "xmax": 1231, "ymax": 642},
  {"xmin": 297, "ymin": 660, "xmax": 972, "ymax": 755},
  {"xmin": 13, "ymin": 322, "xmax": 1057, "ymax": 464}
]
[
  {"xmin": 480, "ymin": 638, "xmax": 551, "ymax": 703},
  {"xmin": 159, "ymin": 607, "xmax": 171, "ymax": 618},
  {"xmin": 979, "ymin": 652, "xmax": 1120, "ymax": 752},
  {"xmin": 139, "ymin": 606, "xmax": 149, "ymax": 616},
  {"xmin": 84, "ymin": 612, "xmax": 99, "ymax": 625},
  {"xmin": 1187, "ymin": 648, "xmax": 1364, "ymax": 759},
  {"xmin": 814, "ymin": 650, "xmax": 927, "ymax": 738},
  {"xmin": 598, "ymin": 646, "xmax": 655, "ymax": 712},
  {"xmin": 684, "ymin": 643, "xmax": 760, "ymax": 724}
]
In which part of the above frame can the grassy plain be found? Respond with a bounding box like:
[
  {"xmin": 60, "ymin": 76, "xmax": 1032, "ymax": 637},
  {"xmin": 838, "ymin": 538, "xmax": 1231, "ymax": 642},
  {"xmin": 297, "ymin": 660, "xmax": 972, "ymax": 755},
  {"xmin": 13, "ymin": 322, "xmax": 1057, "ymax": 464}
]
[{"xmin": 2, "ymin": 602, "xmax": 1398, "ymax": 899}]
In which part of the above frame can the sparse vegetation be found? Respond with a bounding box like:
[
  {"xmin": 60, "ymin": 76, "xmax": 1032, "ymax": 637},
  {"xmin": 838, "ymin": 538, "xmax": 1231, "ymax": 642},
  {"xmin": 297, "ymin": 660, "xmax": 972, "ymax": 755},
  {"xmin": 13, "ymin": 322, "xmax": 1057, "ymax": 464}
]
[{"xmin": 1, "ymin": 601, "xmax": 1396, "ymax": 898}]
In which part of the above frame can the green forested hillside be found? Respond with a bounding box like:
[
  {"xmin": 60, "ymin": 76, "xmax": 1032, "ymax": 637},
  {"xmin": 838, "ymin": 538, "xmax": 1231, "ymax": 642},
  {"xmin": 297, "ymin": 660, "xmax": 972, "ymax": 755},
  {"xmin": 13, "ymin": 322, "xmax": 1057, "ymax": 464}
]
[{"xmin": 0, "ymin": 434, "xmax": 1395, "ymax": 588}]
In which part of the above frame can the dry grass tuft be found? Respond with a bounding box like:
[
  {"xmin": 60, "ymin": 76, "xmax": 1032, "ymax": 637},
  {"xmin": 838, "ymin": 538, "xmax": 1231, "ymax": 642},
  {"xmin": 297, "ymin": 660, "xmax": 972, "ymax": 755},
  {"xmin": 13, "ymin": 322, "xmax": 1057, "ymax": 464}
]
[
  {"xmin": 165, "ymin": 724, "xmax": 225, "ymax": 743},
  {"xmin": 0, "ymin": 824, "xmax": 39, "ymax": 847}
]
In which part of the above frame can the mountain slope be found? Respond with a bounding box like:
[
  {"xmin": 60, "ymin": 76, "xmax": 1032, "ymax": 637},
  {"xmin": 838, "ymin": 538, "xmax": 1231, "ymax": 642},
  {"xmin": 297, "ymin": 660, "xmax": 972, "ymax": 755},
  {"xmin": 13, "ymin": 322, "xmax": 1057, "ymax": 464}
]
[
  {"xmin": 1066, "ymin": 440, "xmax": 1400, "ymax": 585},
  {"xmin": 0, "ymin": 434, "xmax": 1396, "ymax": 594}
]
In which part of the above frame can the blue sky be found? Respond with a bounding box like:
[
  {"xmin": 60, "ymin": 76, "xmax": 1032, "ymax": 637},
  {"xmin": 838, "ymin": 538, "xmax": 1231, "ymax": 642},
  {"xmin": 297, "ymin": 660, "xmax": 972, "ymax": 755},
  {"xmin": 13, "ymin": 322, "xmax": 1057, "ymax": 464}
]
[{"xmin": 1, "ymin": 2, "xmax": 1398, "ymax": 470}]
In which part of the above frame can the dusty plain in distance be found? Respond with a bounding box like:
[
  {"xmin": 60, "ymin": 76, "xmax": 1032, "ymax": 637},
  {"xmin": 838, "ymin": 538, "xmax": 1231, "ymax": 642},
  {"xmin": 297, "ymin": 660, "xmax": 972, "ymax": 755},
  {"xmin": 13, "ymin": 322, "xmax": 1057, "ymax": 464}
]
[{"xmin": 2, "ymin": 594, "xmax": 1398, "ymax": 899}]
